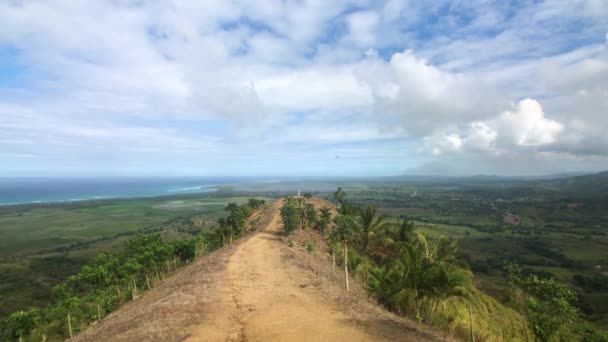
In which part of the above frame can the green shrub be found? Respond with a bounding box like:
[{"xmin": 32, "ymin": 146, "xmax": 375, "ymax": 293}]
[{"xmin": 305, "ymin": 242, "xmax": 314, "ymax": 254}]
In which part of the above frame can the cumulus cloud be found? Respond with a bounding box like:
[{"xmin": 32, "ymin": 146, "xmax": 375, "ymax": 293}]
[
  {"xmin": 356, "ymin": 50, "xmax": 503, "ymax": 137},
  {"xmin": 466, "ymin": 122, "xmax": 498, "ymax": 152},
  {"xmin": 421, "ymin": 99, "xmax": 564, "ymax": 156},
  {"xmin": 422, "ymin": 133, "xmax": 463, "ymax": 156},
  {"xmin": 494, "ymin": 99, "xmax": 564, "ymax": 146},
  {"xmin": 0, "ymin": 0, "xmax": 607, "ymax": 176}
]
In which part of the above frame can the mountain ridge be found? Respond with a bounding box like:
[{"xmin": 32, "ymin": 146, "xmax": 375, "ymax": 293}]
[{"xmin": 71, "ymin": 199, "xmax": 444, "ymax": 342}]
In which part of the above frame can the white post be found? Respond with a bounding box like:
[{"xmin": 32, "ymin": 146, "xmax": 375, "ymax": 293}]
[{"xmin": 344, "ymin": 240, "xmax": 350, "ymax": 291}]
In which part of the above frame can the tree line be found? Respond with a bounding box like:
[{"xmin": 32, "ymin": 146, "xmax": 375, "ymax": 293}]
[{"xmin": 0, "ymin": 199, "xmax": 265, "ymax": 342}]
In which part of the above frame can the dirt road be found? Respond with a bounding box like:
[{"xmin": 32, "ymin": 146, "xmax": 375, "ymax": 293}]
[{"xmin": 73, "ymin": 200, "xmax": 440, "ymax": 342}]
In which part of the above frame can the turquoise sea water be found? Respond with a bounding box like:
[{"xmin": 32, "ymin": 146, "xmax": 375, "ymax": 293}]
[{"xmin": 0, "ymin": 177, "xmax": 250, "ymax": 205}]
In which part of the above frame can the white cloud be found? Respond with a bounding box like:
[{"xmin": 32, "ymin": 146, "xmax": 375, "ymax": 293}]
[
  {"xmin": 252, "ymin": 66, "xmax": 372, "ymax": 112},
  {"xmin": 494, "ymin": 98, "xmax": 564, "ymax": 146},
  {"xmin": 358, "ymin": 50, "xmax": 500, "ymax": 136},
  {"xmin": 0, "ymin": 0, "xmax": 607, "ymax": 176},
  {"xmin": 420, "ymin": 99, "xmax": 564, "ymax": 156},
  {"xmin": 423, "ymin": 132, "xmax": 463, "ymax": 156},
  {"xmin": 466, "ymin": 122, "xmax": 498, "ymax": 152},
  {"xmin": 345, "ymin": 11, "xmax": 380, "ymax": 46}
]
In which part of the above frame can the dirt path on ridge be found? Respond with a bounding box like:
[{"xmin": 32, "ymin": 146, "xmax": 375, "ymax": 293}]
[
  {"xmin": 73, "ymin": 199, "xmax": 441, "ymax": 342},
  {"xmin": 187, "ymin": 201, "xmax": 373, "ymax": 341},
  {"xmin": 187, "ymin": 200, "xmax": 434, "ymax": 342}
]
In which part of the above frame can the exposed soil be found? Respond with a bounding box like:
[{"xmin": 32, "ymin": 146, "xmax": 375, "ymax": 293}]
[{"xmin": 72, "ymin": 199, "xmax": 445, "ymax": 342}]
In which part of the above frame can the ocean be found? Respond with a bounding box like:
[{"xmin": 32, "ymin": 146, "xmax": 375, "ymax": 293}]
[{"xmin": 0, "ymin": 177, "xmax": 251, "ymax": 205}]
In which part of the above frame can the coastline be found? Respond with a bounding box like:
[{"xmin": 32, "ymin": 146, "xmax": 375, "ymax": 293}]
[{"xmin": 0, "ymin": 187, "xmax": 220, "ymax": 207}]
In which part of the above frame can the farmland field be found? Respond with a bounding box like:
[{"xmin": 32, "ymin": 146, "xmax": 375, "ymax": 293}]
[{"xmin": 0, "ymin": 193, "xmax": 267, "ymax": 318}]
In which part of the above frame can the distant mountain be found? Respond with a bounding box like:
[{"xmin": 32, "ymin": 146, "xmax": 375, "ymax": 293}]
[
  {"xmin": 529, "ymin": 171, "xmax": 608, "ymax": 196},
  {"xmin": 544, "ymin": 170, "xmax": 608, "ymax": 185},
  {"xmin": 391, "ymin": 171, "xmax": 602, "ymax": 183},
  {"xmin": 538, "ymin": 171, "xmax": 591, "ymax": 179},
  {"xmin": 384, "ymin": 171, "xmax": 608, "ymax": 197},
  {"xmin": 386, "ymin": 174, "xmax": 519, "ymax": 182}
]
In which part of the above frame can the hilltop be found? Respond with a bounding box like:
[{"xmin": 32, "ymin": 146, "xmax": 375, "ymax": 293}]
[{"xmin": 71, "ymin": 199, "xmax": 443, "ymax": 341}]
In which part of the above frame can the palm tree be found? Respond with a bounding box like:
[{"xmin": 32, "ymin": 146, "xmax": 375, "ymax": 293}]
[
  {"xmin": 372, "ymin": 219, "xmax": 416, "ymax": 264},
  {"xmin": 295, "ymin": 196, "xmax": 305, "ymax": 229},
  {"xmin": 389, "ymin": 219, "xmax": 416, "ymax": 246},
  {"xmin": 415, "ymin": 234, "xmax": 471, "ymax": 322},
  {"xmin": 369, "ymin": 233, "xmax": 471, "ymax": 322},
  {"xmin": 331, "ymin": 215, "xmax": 358, "ymax": 291},
  {"xmin": 354, "ymin": 257, "xmax": 373, "ymax": 284},
  {"xmin": 319, "ymin": 206, "xmax": 331, "ymax": 220},
  {"xmin": 396, "ymin": 219, "xmax": 416, "ymax": 244},
  {"xmin": 318, "ymin": 206, "xmax": 332, "ymax": 231},
  {"xmin": 358, "ymin": 204, "xmax": 388, "ymax": 252}
]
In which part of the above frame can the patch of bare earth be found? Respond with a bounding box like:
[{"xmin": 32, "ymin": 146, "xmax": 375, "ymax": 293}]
[{"xmin": 72, "ymin": 199, "xmax": 446, "ymax": 342}]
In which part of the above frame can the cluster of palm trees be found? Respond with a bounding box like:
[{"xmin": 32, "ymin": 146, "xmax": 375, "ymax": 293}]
[
  {"xmin": 279, "ymin": 191, "xmax": 473, "ymax": 325},
  {"xmin": 324, "ymin": 189, "xmax": 472, "ymax": 324}
]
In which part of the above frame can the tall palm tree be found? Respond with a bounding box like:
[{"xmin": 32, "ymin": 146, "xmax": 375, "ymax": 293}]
[
  {"xmin": 358, "ymin": 204, "xmax": 388, "ymax": 252},
  {"xmin": 331, "ymin": 215, "xmax": 358, "ymax": 291},
  {"xmin": 295, "ymin": 196, "xmax": 306, "ymax": 229}
]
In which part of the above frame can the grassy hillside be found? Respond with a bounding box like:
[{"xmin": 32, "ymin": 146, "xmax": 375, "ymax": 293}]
[
  {"xmin": 285, "ymin": 201, "xmax": 529, "ymax": 342},
  {"xmin": 443, "ymin": 291, "xmax": 528, "ymax": 341},
  {"xmin": 312, "ymin": 176, "xmax": 608, "ymax": 331},
  {"xmin": 0, "ymin": 195, "xmax": 265, "ymax": 320}
]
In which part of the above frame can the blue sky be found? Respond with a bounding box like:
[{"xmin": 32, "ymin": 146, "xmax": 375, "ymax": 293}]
[{"xmin": 1, "ymin": 0, "xmax": 607, "ymax": 177}]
